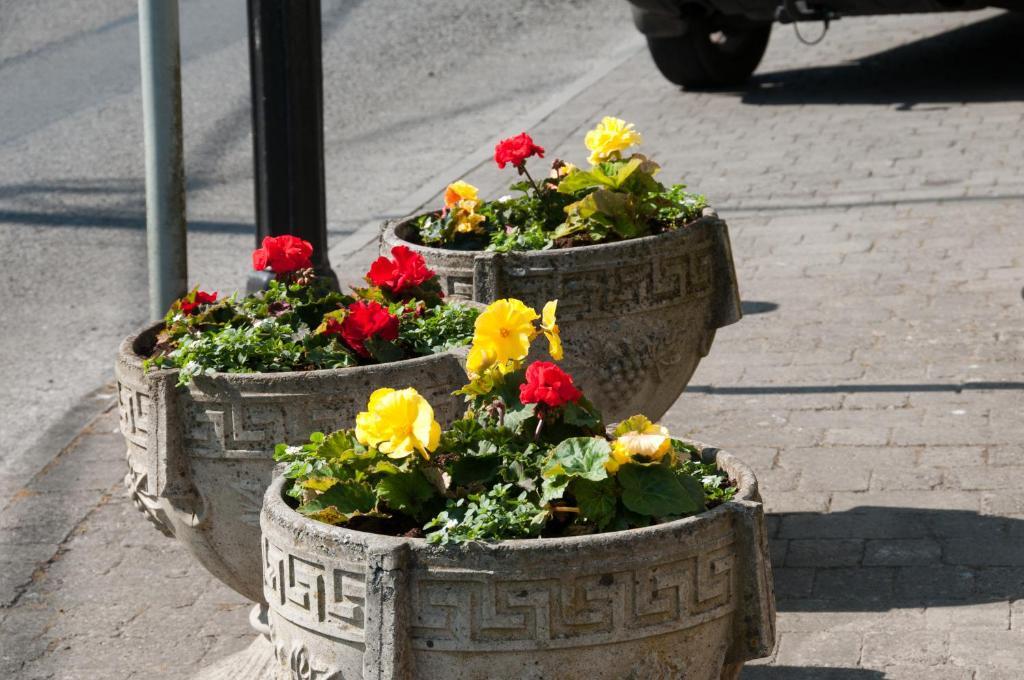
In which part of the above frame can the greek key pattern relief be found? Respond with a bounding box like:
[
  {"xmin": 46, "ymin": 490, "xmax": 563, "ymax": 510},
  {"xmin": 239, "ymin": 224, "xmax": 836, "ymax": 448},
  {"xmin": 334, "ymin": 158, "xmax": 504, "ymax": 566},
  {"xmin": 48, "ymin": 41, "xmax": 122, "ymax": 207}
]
[
  {"xmin": 264, "ymin": 537, "xmax": 367, "ymax": 644},
  {"xmin": 184, "ymin": 380, "xmax": 456, "ymax": 458},
  {"xmin": 509, "ymin": 238, "xmax": 715, "ymax": 322},
  {"xmin": 116, "ymin": 380, "xmax": 150, "ymax": 450},
  {"xmin": 411, "ymin": 537, "xmax": 735, "ymax": 652}
]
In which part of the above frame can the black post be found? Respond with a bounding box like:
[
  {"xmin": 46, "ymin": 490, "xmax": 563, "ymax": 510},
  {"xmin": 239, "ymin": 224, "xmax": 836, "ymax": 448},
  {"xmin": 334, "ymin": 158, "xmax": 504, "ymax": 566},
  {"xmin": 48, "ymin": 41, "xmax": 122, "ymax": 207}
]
[{"xmin": 246, "ymin": 0, "xmax": 338, "ymax": 291}]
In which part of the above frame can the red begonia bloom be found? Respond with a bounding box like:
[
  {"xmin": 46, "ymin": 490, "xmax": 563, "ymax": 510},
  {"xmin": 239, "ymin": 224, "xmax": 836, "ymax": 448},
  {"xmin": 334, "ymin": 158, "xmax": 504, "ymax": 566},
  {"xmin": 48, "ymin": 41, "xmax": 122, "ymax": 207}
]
[
  {"xmin": 251, "ymin": 235, "xmax": 314, "ymax": 274},
  {"xmin": 335, "ymin": 301, "xmax": 399, "ymax": 358},
  {"xmin": 180, "ymin": 290, "xmax": 217, "ymax": 316},
  {"xmin": 519, "ymin": 361, "xmax": 582, "ymax": 408},
  {"xmin": 494, "ymin": 132, "xmax": 545, "ymax": 169},
  {"xmin": 366, "ymin": 246, "xmax": 436, "ymax": 297}
]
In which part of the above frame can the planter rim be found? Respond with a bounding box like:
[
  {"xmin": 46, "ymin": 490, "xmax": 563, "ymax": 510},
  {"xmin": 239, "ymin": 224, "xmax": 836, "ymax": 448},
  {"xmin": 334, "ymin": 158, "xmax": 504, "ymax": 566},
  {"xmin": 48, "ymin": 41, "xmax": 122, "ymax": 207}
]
[
  {"xmin": 263, "ymin": 443, "xmax": 759, "ymax": 554},
  {"xmin": 382, "ymin": 206, "xmax": 722, "ymax": 260},
  {"xmin": 118, "ymin": 320, "xmax": 471, "ymax": 384}
]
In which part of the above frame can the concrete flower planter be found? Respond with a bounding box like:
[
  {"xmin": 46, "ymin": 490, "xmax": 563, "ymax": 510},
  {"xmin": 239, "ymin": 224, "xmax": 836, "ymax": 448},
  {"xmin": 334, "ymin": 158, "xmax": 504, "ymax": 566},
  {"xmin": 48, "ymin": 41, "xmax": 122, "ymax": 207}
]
[
  {"xmin": 380, "ymin": 208, "xmax": 742, "ymax": 424},
  {"xmin": 261, "ymin": 445, "xmax": 775, "ymax": 680},
  {"xmin": 115, "ymin": 322, "xmax": 470, "ymax": 605}
]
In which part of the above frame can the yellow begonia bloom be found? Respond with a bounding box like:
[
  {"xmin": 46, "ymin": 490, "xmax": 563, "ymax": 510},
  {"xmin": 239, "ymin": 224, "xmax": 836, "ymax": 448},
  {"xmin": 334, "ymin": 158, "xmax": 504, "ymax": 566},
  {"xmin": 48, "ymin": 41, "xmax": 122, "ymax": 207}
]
[
  {"xmin": 584, "ymin": 116, "xmax": 643, "ymax": 165},
  {"xmin": 466, "ymin": 342, "xmax": 499, "ymax": 377},
  {"xmin": 444, "ymin": 180, "xmax": 479, "ymax": 209},
  {"xmin": 452, "ymin": 199, "xmax": 486, "ymax": 234},
  {"xmin": 472, "ymin": 298, "xmax": 539, "ymax": 366},
  {"xmin": 355, "ymin": 387, "xmax": 441, "ymax": 460},
  {"xmin": 540, "ymin": 300, "xmax": 562, "ymax": 361},
  {"xmin": 605, "ymin": 415, "xmax": 672, "ymax": 473}
]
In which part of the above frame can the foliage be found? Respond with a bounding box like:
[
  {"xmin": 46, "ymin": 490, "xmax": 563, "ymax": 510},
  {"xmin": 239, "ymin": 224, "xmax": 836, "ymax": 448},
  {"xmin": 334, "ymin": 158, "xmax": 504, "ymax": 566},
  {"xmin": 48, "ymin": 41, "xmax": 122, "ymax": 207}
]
[
  {"xmin": 412, "ymin": 118, "xmax": 710, "ymax": 252},
  {"xmin": 145, "ymin": 250, "xmax": 477, "ymax": 385},
  {"xmin": 276, "ymin": 297, "xmax": 736, "ymax": 544}
]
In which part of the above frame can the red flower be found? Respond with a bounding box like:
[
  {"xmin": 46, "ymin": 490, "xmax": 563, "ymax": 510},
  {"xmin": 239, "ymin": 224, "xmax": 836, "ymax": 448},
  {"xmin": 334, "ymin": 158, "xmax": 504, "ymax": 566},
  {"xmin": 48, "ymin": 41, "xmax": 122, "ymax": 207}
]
[
  {"xmin": 494, "ymin": 132, "xmax": 545, "ymax": 169},
  {"xmin": 519, "ymin": 361, "xmax": 582, "ymax": 408},
  {"xmin": 366, "ymin": 246, "xmax": 436, "ymax": 297},
  {"xmin": 180, "ymin": 290, "xmax": 217, "ymax": 316},
  {"xmin": 335, "ymin": 301, "xmax": 399, "ymax": 358},
  {"xmin": 252, "ymin": 235, "xmax": 313, "ymax": 274}
]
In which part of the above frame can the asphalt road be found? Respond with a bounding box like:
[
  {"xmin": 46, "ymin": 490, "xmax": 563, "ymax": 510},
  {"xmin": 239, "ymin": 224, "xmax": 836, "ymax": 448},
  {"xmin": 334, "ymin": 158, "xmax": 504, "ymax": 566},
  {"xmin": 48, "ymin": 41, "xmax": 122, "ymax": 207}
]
[{"xmin": 0, "ymin": 0, "xmax": 638, "ymax": 492}]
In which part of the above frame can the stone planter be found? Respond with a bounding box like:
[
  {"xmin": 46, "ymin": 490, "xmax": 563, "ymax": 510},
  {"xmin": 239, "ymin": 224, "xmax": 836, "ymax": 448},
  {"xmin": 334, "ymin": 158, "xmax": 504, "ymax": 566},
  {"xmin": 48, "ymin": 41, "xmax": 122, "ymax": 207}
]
[
  {"xmin": 115, "ymin": 322, "xmax": 471, "ymax": 604},
  {"xmin": 380, "ymin": 208, "xmax": 742, "ymax": 424},
  {"xmin": 261, "ymin": 445, "xmax": 775, "ymax": 680}
]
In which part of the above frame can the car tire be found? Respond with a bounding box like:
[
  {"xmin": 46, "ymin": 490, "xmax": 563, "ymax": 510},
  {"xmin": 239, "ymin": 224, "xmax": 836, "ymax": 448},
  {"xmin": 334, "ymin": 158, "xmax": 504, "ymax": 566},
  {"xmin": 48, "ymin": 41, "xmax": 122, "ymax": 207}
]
[{"xmin": 645, "ymin": 13, "xmax": 771, "ymax": 89}]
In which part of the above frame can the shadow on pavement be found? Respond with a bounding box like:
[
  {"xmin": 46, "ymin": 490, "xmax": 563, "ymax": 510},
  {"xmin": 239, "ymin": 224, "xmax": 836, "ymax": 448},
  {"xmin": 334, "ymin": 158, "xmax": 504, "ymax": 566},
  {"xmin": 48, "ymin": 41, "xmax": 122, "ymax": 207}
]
[
  {"xmin": 743, "ymin": 11, "xmax": 1024, "ymax": 106},
  {"xmin": 741, "ymin": 300, "xmax": 780, "ymax": 315},
  {"xmin": 771, "ymin": 506, "xmax": 1024, "ymax": 611},
  {"xmin": 743, "ymin": 667, "xmax": 884, "ymax": 679}
]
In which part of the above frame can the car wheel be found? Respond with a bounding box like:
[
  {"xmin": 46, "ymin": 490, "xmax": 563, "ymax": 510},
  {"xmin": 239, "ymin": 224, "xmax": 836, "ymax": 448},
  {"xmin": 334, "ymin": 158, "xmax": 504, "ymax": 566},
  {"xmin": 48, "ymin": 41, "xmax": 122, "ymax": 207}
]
[{"xmin": 645, "ymin": 13, "xmax": 771, "ymax": 89}]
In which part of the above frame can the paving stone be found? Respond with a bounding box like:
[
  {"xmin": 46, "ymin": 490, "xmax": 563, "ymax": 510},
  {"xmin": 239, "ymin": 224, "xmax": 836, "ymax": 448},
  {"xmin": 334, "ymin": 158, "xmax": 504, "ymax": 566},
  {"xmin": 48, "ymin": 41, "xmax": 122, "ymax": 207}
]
[
  {"xmin": 861, "ymin": 630, "xmax": 948, "ymax": 668},
  {"xmin": 863, "ymin": 539, "xmax": 941, "ymax": 566},
  {"xmin": 949, "ymin": 631, "xmax": 1024, "ymax": 670},
  {"xmin": 925, "ymin": 602, "xmax": 1010, "ymax": 630},
  {"xmin": 774, "ymin": 631, "xmax": 864, "ymax": 668},
  {"xmin": 878, "ymin": 667, "xmax": 973, "ymax": 680},
  {"xmin": 894, "ymin": 567, "xmax": 976, "ymax": 601},
  {"xmin": 772, "ymin": 568, "xmax": 815, "ymax": 600},
  {"xmin": 786, "ymin": 539, "xmax": 865, "ymax": 568},
  {"xmin": 813, "ymin": 568, "xmax": 896, "ymax": 603}
]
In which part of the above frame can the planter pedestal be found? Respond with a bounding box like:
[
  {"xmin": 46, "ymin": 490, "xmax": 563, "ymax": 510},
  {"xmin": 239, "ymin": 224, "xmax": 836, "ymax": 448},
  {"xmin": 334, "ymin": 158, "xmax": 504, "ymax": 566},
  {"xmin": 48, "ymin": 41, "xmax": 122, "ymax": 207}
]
[
  {"xmin": 115, "ymin": 323, "xmax": 472, "ymax": 679},
  {"xmin": 260, "ymin": 445, "xmax": 775, "ymax": 680},
  {"xmin": 380, "ymin": 208, "xmax": 742, "ymax": 424}
]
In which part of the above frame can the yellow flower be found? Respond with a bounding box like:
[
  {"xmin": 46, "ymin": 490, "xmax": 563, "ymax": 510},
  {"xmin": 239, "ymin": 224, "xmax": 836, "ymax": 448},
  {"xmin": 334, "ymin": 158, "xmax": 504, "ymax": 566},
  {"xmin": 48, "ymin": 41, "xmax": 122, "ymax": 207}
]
[
  {"xmin": 540, "ymin": 300, "xmax": 562, "ymax": 361},
  {"xmin": 355, "ymin": 387, "xmax": 441, "ymax": 460},
  {"xmin": 452, "ymin": 199, "xmax": 486, "ymax": 234},
  {"xmin": 584, "ymin": 116, "xmax": 643, "ymax": 165},
  {"xmin": 466, "ymin": 341, "xmax": 499, "ymax": 377},
  {"xmin": 605, "ymin": 415, "xmax": 671, "ymax": 473},
  {"xmin": 472, "ymin": 298, "xmax": 539, "ymax": 365},
  {"xmin": 444, "ymin": 180, "xmax": 479, "ymax": 209}
]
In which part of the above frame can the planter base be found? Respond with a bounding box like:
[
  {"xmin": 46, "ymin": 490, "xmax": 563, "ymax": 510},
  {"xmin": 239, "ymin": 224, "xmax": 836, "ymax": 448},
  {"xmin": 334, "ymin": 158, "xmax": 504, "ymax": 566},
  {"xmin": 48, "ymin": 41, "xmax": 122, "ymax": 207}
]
[{"xmin": 193, "ymin": 606, "xmax": 275, "ymax": 680}]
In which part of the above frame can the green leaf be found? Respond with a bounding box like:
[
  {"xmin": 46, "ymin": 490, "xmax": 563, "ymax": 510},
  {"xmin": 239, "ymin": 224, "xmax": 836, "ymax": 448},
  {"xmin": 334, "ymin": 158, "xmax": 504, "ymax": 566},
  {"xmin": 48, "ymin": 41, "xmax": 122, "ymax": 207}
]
[
  {"xmin": 317, "ymin": 430, "xmax": 362, "ymax": 460},
  {"xmin": 572, "ymin": 478, "xmax": 617, "ymax": 529},
  {"xmin": 376, "ymin": 470, "xmax": 436, "ymax": 517},
  {"xmin": 502, "ymin": 403, "xmax": 536, "ymax": 434},
  {"xmin": 540, "ymin": 475, "xmax": 570, "ymax": 504},
  {"xmin": 543, "ymin": 437, "xmax": 610, "ymax": 482},
  {"xmin": 299, "ymin": 480, "xmax": 376, "ymax": 515},
  {"xmin": 556, "ymin": 169, "xmax": 609, "ymax": 194},
  {"xmin": 364, "ymin": 337, "xmax": 406, "ymax": 364},
  {"xmin": 598, "ymin": 157, "xmax": 643, "ymax": 189},
  {"xmin": 450, "ymin": 456, "xmax": 501, "ymax": 487},
  {"xmin": 562, "ymin": 400, "xmax": 602, "ymax": 432},
  {"xmin": 618, "ymin": 463, "xmax": 702, "ymax": 517}
]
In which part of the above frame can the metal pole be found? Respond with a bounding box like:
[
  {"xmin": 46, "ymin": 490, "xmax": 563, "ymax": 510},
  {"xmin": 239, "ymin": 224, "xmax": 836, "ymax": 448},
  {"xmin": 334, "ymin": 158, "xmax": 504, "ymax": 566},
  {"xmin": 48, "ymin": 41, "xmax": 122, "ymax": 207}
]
[
  {"xmin": 246, "ymin": 0, "xmax": 337, "ymax": 292},
  {"xmin": 138, "ymin": 0, "xmax": 188, "ymax": 320}
]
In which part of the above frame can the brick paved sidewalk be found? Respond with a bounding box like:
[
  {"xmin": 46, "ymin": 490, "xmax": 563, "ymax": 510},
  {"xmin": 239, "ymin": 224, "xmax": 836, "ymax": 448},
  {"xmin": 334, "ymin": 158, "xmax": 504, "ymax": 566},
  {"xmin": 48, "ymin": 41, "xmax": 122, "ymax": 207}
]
[{"xmin": 3, "ymin": 9, "xmax": 1023, "ymax": 679}]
